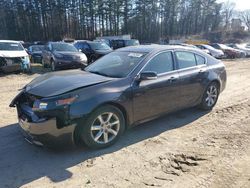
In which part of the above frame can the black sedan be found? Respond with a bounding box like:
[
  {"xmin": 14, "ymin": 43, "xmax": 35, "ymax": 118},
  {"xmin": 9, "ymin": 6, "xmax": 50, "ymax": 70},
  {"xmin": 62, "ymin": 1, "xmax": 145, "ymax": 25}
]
[
  {"xmin": 74, "ymin": 41, "xmax": 113, "ymax": 64},
  {"xmin": 42, "ymin": 42, "xmax": 88, "ymax": 71},
  {"xmin": 10, "ymin": 45, "xmax": 227, "ymax": 149},
  {"xmin": 27, "ymin": 45, "xmax": 44, "ymax": 63}
]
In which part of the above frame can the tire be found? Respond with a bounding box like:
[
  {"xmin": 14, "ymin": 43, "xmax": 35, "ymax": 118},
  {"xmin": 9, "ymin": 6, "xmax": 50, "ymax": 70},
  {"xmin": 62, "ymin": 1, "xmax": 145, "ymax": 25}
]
[
  {"xmin": 78, "ymin": 105, "xmax": 125, "ymax": 149},
  {"xmin": 199, "ymin": 82, "xmax": 219, "ymax": 110},
  {"xmin": 30, "ymin": 56, "xmax": 34, "ymax": 64},
  {"xmin": 51, "ymin": 60, "xmax": 56, "ymax": 71},
  {"xmin": 42, "ymin": 58, "xmax": 47, "ymax": 68}
]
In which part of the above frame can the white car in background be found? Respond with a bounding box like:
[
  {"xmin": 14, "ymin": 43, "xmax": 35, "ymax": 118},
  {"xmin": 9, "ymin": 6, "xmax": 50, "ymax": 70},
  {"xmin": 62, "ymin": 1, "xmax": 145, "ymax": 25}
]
[
  {"xmin": 0, "ymin": 40, "xmax": 31, "ymax": 73},
  {"xmin": 196, "ymin": 44, "xmax": 225, "ymax": 59},
  {"xmin": 228, "ymin": 44, "xmax": 250, "ymax": 57},
  {"xmin": 177, "ymin": 43, "xmax": 211, "ymax": 54}
]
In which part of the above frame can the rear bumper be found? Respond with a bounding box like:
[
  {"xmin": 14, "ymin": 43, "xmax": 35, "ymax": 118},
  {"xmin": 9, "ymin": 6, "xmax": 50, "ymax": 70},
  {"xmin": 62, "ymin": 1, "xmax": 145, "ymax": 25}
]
[{"xmin": 19, "ymin": 117, "xmax": 76, "ymax": 148}]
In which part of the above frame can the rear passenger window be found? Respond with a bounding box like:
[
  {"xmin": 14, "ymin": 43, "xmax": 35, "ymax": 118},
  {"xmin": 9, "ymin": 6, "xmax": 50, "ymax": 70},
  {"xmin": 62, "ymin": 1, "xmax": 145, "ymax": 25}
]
[
  {"xmin": 175, "ymin": 51, "xmax": 196, "ymax": 69},
  {"xmin": 143, "ymin": 52, "xmax": 174, "ymax": 74},
  {"xmin": 195, "ymin": 55, "xmax": 206, "ymax": 65}
]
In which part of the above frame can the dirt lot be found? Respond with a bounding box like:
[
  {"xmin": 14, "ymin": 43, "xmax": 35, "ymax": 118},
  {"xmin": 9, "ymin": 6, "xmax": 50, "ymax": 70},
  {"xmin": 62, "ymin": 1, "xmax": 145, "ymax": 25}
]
[{"xmin": 0, "ymin": 59, "xmax": 250, "ymax": 188}]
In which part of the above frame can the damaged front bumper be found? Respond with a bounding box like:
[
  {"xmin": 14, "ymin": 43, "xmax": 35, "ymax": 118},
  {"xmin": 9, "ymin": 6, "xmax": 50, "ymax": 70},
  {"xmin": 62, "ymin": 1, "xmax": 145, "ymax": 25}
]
[
  {"xmin": 18, "ymin": 116, "xmax": 76, "ymax": 148},
  {"xmin": 0, "ymin": 56, "xmax": 30, "ymax": 73},
  {"xmin": 11, "ymin": 91, "xmax": 77, "ymax": 148}
]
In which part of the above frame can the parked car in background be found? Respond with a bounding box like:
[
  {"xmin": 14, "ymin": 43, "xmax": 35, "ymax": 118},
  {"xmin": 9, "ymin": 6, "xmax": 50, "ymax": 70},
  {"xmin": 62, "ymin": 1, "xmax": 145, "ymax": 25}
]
[
  {"xmin": 0, "ymin": 40, "xmax": 31, "ymax": 73},
  {"xmin": 176, "ymin": 43, "xmax": 211, "ymax": 55},
  {"xmin": 196, "ymin": 44, "xmax": 224, "ymax": 59},
  {"xmin": 245, "ymin": 43, "xmax": 250, "ymax": 49},
  {"xmin": 28, "ymin": 45, "xmax": 44, "ymax": 63},
  {"xmin": 42, "ymin": 42, "xmax": 87, "ymax": 71},
  {"xmin": 10, "ymin": 45, "xmax": 226, "ymax": 149},
  {"xmin": 111, "ymin": 39, "xmax": 140, "ymax": 50},
  {"xmin": 74, "ymin": 41, "xmax": 113, "ymax": 63},
  {"xmin": 210, "ymin": 43, "xmax": 245, "ymax": 58},
  {"xmin": 21, "ymin": 41, "xmax": 33, "ymax": 50},
  {"xmin": 227, "ymin": 44, "xmax": 250, "ymax": 57},
  {"xmin": 94, "ymin": 39, "xmax": 112, "ymax": 47}
]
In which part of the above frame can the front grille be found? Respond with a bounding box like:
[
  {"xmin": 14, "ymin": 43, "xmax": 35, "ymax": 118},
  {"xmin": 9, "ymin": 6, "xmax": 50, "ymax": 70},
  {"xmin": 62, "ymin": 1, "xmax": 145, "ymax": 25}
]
[{"xmin": 19, "ymin": 92, "xmax": 41, "ymax": 108}]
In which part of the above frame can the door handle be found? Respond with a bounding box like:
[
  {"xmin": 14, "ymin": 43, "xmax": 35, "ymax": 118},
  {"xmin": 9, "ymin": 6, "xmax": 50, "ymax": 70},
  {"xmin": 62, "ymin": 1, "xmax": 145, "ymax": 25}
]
[
  {"xmin": 168, "ymin": 76, "xmax": 178, "ymax": 82},
  {"xmin": 198, "ymin": 69, "xmax": 206, "ymax": 74}
]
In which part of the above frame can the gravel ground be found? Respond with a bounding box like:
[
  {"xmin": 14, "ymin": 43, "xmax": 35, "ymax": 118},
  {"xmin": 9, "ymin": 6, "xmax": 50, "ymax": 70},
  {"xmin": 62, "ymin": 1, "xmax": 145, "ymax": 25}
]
[{"xmin": 0, "ymin": 59, "xmax": 250, "ymax": 188}]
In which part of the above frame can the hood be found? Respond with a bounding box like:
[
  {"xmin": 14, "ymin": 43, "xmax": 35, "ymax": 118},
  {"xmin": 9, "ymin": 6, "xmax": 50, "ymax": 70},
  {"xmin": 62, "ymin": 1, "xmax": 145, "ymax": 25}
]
[
  {"xmin": 94, "ymin": 49, "xmax": 113, "ymax": 55},
  {"xmin": 0, "ymin": 50, "xmax": 28, "ymax": 58},
  {"xmin": 54, "ymin": 51, "xmax": 83, "ymax": 56},
  {"xmin": 25, "ymin": 69, "xmax": 113, "ymax": 97}
]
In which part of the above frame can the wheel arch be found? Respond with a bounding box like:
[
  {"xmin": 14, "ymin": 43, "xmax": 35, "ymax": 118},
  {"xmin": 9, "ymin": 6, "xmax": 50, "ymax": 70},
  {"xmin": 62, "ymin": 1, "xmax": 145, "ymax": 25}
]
[
  {"xmin": 73, "ymin": 101, "xmax": 129, "ymax": 146},
  {"xmin": 210, "ymin": 79, "xmax": 221, "ymax": 92}
]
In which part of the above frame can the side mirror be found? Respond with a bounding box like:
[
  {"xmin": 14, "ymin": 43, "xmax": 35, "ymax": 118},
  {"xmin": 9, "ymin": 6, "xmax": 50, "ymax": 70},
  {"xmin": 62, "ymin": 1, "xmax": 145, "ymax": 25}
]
[{"xmin": 139, "ymin": 71, "xmax": 158, "ymax": 81}]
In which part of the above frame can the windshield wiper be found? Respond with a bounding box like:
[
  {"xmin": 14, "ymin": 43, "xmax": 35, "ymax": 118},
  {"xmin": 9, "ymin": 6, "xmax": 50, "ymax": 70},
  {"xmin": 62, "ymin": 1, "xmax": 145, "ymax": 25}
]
[
  {"xmin": 88, "ymin": 71, "xmax": 110, "ymax": 77},
  {"xmin": 88, "ymin": 70, "xmax": 121, "ymax": 78}
]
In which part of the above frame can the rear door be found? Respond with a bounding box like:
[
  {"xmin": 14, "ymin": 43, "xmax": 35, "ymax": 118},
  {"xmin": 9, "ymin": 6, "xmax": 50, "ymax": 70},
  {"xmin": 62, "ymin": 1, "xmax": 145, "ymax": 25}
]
[{"xmin": 174, "ymin": 51, "xmax": 208, "ymax": 108}]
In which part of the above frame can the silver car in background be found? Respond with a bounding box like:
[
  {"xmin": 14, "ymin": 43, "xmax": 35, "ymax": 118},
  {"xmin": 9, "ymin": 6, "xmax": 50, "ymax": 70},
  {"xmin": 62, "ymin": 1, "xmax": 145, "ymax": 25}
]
[{"xmin": 196, "ymin": 44, "xmax": 224, "ymax": 59}]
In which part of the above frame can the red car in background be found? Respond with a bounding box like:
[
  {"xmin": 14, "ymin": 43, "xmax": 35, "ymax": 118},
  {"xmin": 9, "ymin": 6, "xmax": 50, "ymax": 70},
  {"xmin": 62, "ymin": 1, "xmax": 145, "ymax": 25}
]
[{"xmin": 210, "ymin": 43, "xmax": 246, "ymax": 58}]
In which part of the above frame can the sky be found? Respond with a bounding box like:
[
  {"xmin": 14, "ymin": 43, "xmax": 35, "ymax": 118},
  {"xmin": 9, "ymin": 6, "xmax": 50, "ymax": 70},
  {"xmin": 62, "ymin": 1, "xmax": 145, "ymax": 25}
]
[{"xmin": 219, "ymin": 0, "xmax": 250, "ymax": 11}]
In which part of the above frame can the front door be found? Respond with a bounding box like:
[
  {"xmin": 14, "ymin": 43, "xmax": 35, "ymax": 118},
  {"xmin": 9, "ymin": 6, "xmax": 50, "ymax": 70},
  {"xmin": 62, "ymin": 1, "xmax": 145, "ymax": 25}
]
[{"xmin": 132, "ymin": 51, "xmax": 181, "ymax": 122}]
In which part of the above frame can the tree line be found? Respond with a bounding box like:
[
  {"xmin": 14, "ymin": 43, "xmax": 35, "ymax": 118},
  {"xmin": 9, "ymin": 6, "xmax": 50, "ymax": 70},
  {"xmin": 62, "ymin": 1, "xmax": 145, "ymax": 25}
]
[{"xmin": 0, "ymin": 0, "xmax": 249, "ymax": 43}]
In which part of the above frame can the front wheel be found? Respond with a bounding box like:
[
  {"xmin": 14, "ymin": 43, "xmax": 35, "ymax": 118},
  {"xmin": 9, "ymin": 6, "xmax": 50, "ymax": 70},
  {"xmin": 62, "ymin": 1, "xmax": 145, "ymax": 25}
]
[
  {"xmin": 78, "ymin": 105, "xmax": 125, "ymax": 149},
  {"xmin": 199, "ymin": 82, "xmax": 219, "ymax": 110},
  {"xmin": 51, "ymin": 60, "xmax": 56, "ymax": 71}
]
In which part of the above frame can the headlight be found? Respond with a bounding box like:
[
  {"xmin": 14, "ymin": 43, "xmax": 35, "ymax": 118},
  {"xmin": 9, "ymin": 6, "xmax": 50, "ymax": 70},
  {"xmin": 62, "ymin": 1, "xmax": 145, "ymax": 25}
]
[
  {"xmin": 33, "ymin": 95, "xmax": 78, "ymax": 111},
  {"xmin": 33, "ymin": 101, "xmax": 48, "ymax": 110},
  {"xmin": 56, "ymin": 96, "xmax": 78, "ymax": 106}
]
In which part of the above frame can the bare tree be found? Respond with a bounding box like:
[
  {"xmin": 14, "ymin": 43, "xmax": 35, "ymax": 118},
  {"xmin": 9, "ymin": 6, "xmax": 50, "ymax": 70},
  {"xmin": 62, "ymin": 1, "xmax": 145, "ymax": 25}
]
[
  {"xmin": 241, "ymin": 10, "xmax": 250, "ymax": 31},
  {"xmin": 222, "ymin": 0, "xmax": 236, "ymax": 30}
]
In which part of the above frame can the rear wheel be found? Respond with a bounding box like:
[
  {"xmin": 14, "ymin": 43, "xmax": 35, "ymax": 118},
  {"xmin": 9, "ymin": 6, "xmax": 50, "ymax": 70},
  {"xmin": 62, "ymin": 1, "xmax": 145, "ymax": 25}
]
[
  {"xmin": 51, "ymin": 60, "xmax": 56, "ymax": 71},
  {"xmin": 78, "ymin": 105, "xmax": 125, "ymax": 149},
  {"xmin": 200, "ymin": 82, "xmax": 219, "ymax": 110}
]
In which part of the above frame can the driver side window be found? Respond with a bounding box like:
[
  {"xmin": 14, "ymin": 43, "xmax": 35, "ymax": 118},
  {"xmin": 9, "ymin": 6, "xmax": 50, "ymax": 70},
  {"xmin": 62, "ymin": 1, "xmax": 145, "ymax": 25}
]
[{"xmin": 143, "ymin": 52, "xmax": 174, "ymax": 74}]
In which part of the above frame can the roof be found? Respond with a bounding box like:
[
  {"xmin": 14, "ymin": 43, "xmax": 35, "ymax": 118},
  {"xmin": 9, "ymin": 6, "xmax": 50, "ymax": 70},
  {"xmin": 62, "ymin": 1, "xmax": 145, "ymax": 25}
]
[
  {"xmin": 116, "ymin": 44, "xmax": 205, "ymax": 54},
  {"xmin": 0, "ymin": 40, "xmax": 21, "ymax": 43}
]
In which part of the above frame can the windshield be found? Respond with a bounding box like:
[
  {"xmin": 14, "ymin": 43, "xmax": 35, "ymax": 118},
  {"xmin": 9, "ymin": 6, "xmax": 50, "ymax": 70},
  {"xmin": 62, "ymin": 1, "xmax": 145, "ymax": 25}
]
[
  {"xmin": 219, "ymin": 44, "xmax": 231, "ymax": 49},
  {"xmin": 125, "ymin": 40, "xmax": 140, "ymax": 46},
  {"xmin": 31, "ymin": 45, "xmax": 44, "ymax": 52},
  {"xmin": 89, "ymin": 42, "xmax": 111, "ymax": 50},
  {"xmin": 0, "ymin": 42, "xmax": 24, "ymax": 51},
  {"xmin": 204, "ymin": 45, "xmax": 216, "ymax": 50},
  {"xmin": 85, "ymin": 51, "xmax": 147, "ymax": 78},
  {"xmin": 52, "ymin": 43, "xmax": 78, "ymax": 52}
]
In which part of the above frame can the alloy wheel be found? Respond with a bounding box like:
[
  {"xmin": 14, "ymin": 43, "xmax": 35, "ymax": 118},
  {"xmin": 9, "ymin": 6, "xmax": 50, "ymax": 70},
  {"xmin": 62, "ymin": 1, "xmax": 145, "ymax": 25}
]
[
  {"xmin": 205, "ymin": 85, "xmax": 218, "ymax": 107},
  {"xmin": 90, "ymin": 112, "xmax": 120, "ymax": 144}
]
